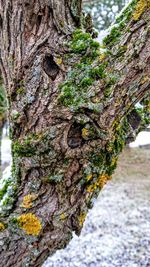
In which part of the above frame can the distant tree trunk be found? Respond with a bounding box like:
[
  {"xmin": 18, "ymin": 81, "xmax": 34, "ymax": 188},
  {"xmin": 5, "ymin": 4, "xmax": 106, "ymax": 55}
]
[{"xmin": 0, "ymin": 0, "xmax": 149, "ymax": 266}]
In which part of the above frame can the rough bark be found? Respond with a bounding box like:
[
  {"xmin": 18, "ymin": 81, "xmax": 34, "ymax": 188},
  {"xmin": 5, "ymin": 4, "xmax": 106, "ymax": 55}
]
[
  {"xmin": 0, "ymin": 0, "xmax": 150, "ymax": 266},
  {"xmin": 0, "ymin": 77, "xmax": 7, "ymax": 175}
]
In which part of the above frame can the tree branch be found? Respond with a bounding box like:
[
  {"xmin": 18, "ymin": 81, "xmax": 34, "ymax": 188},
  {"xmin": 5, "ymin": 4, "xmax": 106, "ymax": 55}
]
[{"xmin": 0, "ymin": 0, "xmax": 149, "ymax": 266}]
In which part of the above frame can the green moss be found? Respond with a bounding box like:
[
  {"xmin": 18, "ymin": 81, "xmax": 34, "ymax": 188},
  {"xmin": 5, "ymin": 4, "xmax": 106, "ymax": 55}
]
[
  {"xmin": 103, "ymin": 27, "xmax": 121, "ymax": 48},
  {"xmin": 116, "ymin": 0, "xmax": 138, "ymax": 24},
  {"xmin": 1, "ymin": 129, "xmax": 58, "ymax": 216},
  {"xmin": 1, "ymin": 130, "xmax": 57, "ymax": 215},
  {"xmin": 0, "ymin": 80, "xmax": 7, "ymax": 119},
  {"xmin": 80, "ymin": 77, "xmax": 93, "ymax": 87},
  {"xmin": 0, "ymin": 179, "xmax": 11, "ymax": 199},
  {"xmin": 59, "ymin": 29, "xmax": 108, "ymax": 112},
  {"xmin": 103, "ymin": 0, "xmax": 138, "ymax": 49},
  {"xmin": 12, "ymin": 132, "xmax": 50, "ymax": 158},
  {"xmin": 0, "ymin": 168, "xmax": 18, "ymax": 216},
  {"xmin": 89, "ymin": 63, "xmax": 107, "ymax": 79},
  {"xmin": 59, "ymin": 21, "xmax": 129, "ymax": 112},
  {"xmin": 12, "ymin": 140, "xmax": 36, "ymax": 157},
  {"xmin": 70, "ymin": 30, "xmax": 100, "ymax": 55},
  {"xmin": 1, "ymin": 195, "xmax": 14, "ymax": 207}
]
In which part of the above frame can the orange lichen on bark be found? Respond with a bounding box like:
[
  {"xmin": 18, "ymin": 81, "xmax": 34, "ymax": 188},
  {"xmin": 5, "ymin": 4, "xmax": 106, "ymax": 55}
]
[
  {"xmin": 21, "ymin": 194, "xmax": 37, "ymax": 209},
  {"xmin": 17, "ymin": 213, "xmax": 42, "ymax": 236},
  {"xmin": 133, "ymin": 0, "xmax": 150, "ymax": 21},
  {"xmin": 87, "ymin": 174, "xmax": 111, "ymax": 193},
  {"xmin": 0, "ymin": 222, "xmax": 5, "ymax": 231}
]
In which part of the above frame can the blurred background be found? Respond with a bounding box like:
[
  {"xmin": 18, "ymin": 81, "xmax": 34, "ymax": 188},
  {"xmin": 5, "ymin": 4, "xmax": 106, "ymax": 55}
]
[
  {"xmin": 83, "ymin": 0, "xmax": 127, "ymax": 30},
  {"xmin": 0, "ymin": 0, "xmax": 150, "ymax": 266}
]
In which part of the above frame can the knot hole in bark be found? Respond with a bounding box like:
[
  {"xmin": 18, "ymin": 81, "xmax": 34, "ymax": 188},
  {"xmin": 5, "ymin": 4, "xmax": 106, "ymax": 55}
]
[
  {"xmin": 127, "ymin": 109, "xmax": 141, "ymax": 130},
  {"xmin": 67, "ymin": 122, "xmax": 84, "ymax": 149},
  {"xmin": 43, "ymin": 55, "xmax": 60, "ymax": 80}
]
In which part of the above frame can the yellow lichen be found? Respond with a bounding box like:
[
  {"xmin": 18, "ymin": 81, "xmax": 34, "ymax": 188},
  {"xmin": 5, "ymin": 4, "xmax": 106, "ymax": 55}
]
[
  {"xmin": 110, "ymin": 157, "xmax": 118, "ymax": 167},
  {"xmin": 133, "ymin": 0, "xmax": 150, "ymax": 21},
  {"xmin": 79, "ymin": 212, "xmax": 86, "ymax": 226},
  {"xmin": 86, "ymin": 174, "xmax": 93, "ymax": 181},
  {"xmin": 99, "ymin": 53, "xmax": 106, "ymax": 61},
  {"xmin": 0, "ymin": 222, "xmax": 5, "ymax": 232},
  {"xmin": 99, "ymin": 174, "xmax": 112, "ymax": 188},
  {"xmin": 140, "ymin": 76, "xmax": 149, "ymax": 85},
  {"xmin": 87, "ymin": 174, "xmax": 111, "ymax": 193},
  {"xmin": 82, "ymin": 128, "xmax": 89, "ymax": 139},
  {"xmin": 21, "ymin": 193, "xmax": 37, "ymax": 209},
  {"xmin": 55, "ymin": 57, "xmax": 62, "ymax": 65},
  {"xmin": 17, "ymin": 213, "xmax": 42, "ymax": 236},
  {"xmin": 60, "ymin": 213, "xmax": 67, "ymax": 220}
]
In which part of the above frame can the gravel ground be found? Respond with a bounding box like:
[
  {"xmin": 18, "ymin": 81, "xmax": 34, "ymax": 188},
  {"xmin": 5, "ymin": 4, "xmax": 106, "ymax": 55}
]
[{"xmin": 43, "ymin": 148, "xmax": 150, "ymax": 267}]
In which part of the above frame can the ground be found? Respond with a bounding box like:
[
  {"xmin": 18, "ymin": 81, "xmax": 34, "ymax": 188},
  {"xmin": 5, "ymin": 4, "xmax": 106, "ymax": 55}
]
[{"xmin": 43, "ymin": 148, "xmax": 150, "ymax": 267}]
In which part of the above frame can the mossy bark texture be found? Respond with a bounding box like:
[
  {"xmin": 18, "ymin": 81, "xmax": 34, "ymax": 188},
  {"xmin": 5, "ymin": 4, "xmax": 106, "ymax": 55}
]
[{"xmin": 0, "ymin": 0, "xmax": 150, "ymax": 266}]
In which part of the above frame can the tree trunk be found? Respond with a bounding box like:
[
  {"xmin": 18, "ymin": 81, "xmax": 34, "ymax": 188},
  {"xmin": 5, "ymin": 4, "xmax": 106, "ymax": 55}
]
[{"xmin": 0, "ymin": 0, "xmax": 150, "ymax": 266}]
